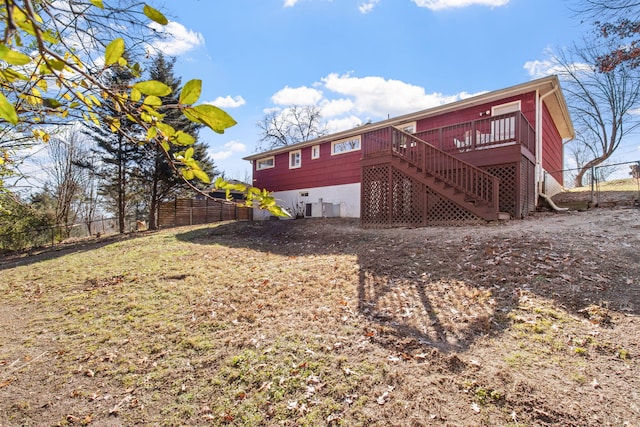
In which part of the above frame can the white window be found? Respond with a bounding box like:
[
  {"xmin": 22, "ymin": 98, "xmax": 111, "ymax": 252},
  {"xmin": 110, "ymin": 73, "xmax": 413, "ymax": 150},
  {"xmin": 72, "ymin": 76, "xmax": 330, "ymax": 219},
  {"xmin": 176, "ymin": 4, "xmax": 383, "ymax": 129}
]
[
  {"xmin": 311, "ymin": 145, "xmax": 320, "ymax": 159},
  {"xmin": 331, "ymin": 136, "xmax": 361, "ymax": 155},
  {"xmin": 395, "ymin": 122, "xmax": 416, "ymax": 134},
  {"xmin": 491, "ymin": 101, "xmax": 521, "ymax": 116},
  {"xmin": 289, "ymin": 149, "xmax": 301, "ymax": 169},
  {"xmin": 491, "ymin": 101, "xmax": 521, "ymax": 141},
  {"xmin": 395, "ymin": 122, "xmax": 417, "ymax": 148},
  {"xmin": 256, "ymin": 156, "xmax": 274, "ymax": 170}
]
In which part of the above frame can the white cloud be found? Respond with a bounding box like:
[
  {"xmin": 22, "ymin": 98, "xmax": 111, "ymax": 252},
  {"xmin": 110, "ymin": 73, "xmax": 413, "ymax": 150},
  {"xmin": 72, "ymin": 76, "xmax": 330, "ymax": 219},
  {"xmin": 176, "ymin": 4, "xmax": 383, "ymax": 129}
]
[
  {"xmin": 326, "ymin": 116, "xmax": 367, "ymax": 133},
  {"xmin": 321, "ymin": 73, "xmax": 458, "ymax": 117},
  {"xmin": 412, "ymin": 0, "xmax": 509, "ymax": 10},
  {"xmin": 284, "ymin": 0, "xmax": 300, "ymax": 7},
  {"xmin": 320, "ymin": 98, "xmax": 355, "ymax": 117},
  {"xmin": 523, "ymin": 54, "xmax": 592, "ymax": 80},
  {"xmin": 209, "ymin": 140, "xmax": 247, "ymax": 161},
  {"xmin": 147, "ymin": 21, "xmax": 204, "ymax": 56},
  {"xmin": 271, "ymin": 86, "xmax": 324, "ymax": 105},
  {"xmin": 207, "ymin": 95, "xmax": 246, "ymax": 109},
  {"xmin": 224, "ymin": 140, "xmax": 247, "ymax": 152},
  {"xmin": 266, "ymin": 73, "xmax": 483, "ymax": 134},
  {"xmin": 523, "ymin": 59, "xmax": 562, "ymax": 79},
  {"xmin": 359, "ymin": 0, "xmax": 380, "ymax": 14}
]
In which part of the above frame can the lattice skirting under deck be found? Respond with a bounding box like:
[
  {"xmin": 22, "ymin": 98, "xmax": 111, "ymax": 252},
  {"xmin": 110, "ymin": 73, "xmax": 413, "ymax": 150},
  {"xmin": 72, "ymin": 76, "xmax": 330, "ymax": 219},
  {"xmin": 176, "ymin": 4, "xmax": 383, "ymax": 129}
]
[
  {"xmin": 361, "ymin": 156, "xmax": 536, "ymax": 227},
  {"xmin": 361, "ymin": 164, "xmax": 483, "ymax": 228}
]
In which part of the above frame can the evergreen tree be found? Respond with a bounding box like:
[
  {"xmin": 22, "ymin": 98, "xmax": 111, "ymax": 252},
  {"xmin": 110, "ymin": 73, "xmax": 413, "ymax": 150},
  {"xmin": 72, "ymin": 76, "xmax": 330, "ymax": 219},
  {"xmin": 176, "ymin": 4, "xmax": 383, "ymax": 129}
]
[
  {"xmin": 140, "ymin": 54, "xmax": 218, "ymax": 229},
  {"xmin": 83, "ymin": 64, "xmax": 145, "ymax": 233}
]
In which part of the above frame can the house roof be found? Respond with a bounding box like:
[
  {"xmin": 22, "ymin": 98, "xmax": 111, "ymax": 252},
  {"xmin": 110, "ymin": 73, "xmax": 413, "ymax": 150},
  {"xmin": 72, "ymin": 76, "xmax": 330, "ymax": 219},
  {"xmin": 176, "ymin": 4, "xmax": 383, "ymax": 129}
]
[{"xmin": 244, "ymin": 75, "xmax": 575, "ymax": 161}]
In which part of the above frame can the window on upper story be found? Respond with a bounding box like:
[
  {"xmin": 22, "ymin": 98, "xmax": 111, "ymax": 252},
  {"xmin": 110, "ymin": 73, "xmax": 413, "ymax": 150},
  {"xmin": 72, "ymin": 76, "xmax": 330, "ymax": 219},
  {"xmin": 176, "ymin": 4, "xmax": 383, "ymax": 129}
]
[
  {"xmin": 491, "ymin": 101, "xmax": 521, "ymax": 141},
  {"xmin": 395, "ymin": 122, "xmax": 417, "ymax": 148},
  {"xmin": 311, "ymin": 145, "xmax": 320, "ymax": 159},
  {"xmin": 396, "ymin": 122, "xmax": 416, "ymax": 134},
  {"xmin": 289, "ymin": 150, "xmax": 301, "ymax": 169},
  {"xmin": 491, "ymin": 100, "xmax": 521, "ymax": 116},
  {"xmin": 256, "ymin": 156, "xmax": 275, "ymax": 170},
  {"xmin": 331, "ymin": 136, "xmax": 361, "ymax": 155}
]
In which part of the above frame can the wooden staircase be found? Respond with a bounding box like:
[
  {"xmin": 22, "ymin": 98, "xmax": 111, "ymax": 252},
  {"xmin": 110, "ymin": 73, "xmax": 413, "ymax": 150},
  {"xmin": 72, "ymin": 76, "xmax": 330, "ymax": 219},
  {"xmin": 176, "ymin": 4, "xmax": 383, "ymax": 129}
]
[{"xmin": 363, "ymin": 127, "xmax": 509, "ymax": 222}]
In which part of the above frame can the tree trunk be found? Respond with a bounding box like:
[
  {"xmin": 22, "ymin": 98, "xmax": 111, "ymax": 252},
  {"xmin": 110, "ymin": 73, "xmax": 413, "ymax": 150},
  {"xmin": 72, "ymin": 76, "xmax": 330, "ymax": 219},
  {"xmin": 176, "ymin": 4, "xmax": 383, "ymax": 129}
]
[
  {"xmin": 118, "ymin": 136, "xmax": 126, "ymax": 234},
  {"xmin": 574, "ymin": 155, "xmax": 609, "ymax": 189},
  {"xmin": 148, "ymin": 177, "xmax": 159, "ymax": 230},
  {"xmin": 574, "ymin": 169, "xmax": 586, "ymax": 188}
]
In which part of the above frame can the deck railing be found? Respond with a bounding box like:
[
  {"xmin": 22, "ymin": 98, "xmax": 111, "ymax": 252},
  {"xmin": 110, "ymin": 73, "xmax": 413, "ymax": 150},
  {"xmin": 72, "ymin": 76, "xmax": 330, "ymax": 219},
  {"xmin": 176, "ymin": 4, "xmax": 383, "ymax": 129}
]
[
  {"xmin": 410, "ymin": 111, "xmax": 536, "ymax": 155},
  {"xmin": 363, "ymin": 127, "xmax": 500, "ymax": 211}
]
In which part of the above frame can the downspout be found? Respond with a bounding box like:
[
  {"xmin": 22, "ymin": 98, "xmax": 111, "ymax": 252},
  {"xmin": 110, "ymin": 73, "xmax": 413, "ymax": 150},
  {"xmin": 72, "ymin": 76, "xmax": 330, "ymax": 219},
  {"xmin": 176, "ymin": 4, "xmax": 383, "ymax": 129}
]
[
  {"xmin": 537, "ymin": 85, "xmax": 558, "ymax": 196},
  {"xmin": 536, "ymin": 86, "xmax": 568, "ymax": 212}
]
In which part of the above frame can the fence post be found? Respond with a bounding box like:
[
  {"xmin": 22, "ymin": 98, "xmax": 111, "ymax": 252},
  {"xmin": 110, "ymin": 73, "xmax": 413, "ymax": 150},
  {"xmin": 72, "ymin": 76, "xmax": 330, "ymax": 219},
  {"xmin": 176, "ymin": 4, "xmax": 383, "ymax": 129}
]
[
  {"xmin": 173, "ymin": 200, "xmax": 178, "ymax": 226},
  {"xmin": 590, "ymin": 166, "xmax": 595, "ymax": 205}
]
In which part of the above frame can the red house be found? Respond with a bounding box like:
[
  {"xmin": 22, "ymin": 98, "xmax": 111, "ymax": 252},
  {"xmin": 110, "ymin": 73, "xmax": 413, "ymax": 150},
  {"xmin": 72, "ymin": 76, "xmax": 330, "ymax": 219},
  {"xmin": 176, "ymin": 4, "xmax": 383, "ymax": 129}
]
[{"xmin": 244, "ymin": 76, "xmax": 574, "ymax": 227}]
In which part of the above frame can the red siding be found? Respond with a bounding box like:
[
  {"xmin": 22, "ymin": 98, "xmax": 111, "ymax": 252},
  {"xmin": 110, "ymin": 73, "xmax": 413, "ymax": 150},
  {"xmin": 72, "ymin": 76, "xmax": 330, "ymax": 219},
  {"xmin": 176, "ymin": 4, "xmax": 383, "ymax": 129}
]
[
  {"xmin": 541, "ymin": 103, "xmax": 564, "ymax": 184},
  {"xmin": 253, "ymin": 143, "xmax": 361, "ymax": 191},
  {"xmin": 253, "ymin": 91, "xmax": 566, "ymax": 191}
]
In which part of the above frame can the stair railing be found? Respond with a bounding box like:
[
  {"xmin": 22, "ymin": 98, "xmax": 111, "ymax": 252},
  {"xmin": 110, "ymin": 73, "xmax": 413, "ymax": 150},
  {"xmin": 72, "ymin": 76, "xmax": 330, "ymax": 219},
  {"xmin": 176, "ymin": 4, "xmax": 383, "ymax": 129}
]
[{"xmin": 363, "ymin": 127, "xmax": 500, "ymax": 211}]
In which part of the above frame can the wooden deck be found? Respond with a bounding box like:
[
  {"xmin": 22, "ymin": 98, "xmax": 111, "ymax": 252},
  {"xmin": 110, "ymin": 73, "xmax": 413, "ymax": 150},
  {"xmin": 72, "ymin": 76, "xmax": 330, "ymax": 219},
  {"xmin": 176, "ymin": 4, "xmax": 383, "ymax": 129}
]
[{"xmin": 360, "ymin": 112, "xmax": 536, "ymax": 227}]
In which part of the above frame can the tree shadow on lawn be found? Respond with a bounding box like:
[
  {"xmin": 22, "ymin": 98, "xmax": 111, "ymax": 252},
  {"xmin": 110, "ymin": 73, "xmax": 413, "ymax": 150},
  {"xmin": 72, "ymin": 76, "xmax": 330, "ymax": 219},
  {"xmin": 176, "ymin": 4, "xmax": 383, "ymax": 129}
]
[{"xmin": 177, "ymin": 218, "xmax": 639, "ymax": 355}]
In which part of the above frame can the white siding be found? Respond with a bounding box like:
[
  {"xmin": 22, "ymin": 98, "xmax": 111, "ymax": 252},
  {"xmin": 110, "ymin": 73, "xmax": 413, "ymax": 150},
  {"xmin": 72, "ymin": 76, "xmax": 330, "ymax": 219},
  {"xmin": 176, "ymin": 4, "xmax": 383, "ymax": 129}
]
[{"xmin": 253, "ymin": 183, "xmax": 361, "ymax": 220}]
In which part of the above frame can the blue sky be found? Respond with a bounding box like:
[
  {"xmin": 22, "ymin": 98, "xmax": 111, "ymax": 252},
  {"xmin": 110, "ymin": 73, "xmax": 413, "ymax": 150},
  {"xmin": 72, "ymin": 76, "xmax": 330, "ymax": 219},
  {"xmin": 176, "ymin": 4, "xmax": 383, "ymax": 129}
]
[
  {"xmin": 147, "ymin": 0, "xmax": 634, "ymax": 178},
  {"xmin": 11, "ymin": 0, "xmax": 640, "ymax": 195}
]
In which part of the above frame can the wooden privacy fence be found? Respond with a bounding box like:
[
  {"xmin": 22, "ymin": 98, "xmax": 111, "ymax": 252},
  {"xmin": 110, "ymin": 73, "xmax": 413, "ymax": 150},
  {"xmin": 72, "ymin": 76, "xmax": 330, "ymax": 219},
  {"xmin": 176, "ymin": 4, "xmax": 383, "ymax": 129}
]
[{"xmin": 158, "ymin": 198, "xmax": 253, "ymax": 228}]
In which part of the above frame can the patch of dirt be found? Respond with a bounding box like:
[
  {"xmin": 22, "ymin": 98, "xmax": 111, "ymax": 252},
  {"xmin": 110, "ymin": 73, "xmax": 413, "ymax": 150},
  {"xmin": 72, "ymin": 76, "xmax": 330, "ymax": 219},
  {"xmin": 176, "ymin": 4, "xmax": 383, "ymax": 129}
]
[{"xmin": 1, "ymin": 206, "xmax": 639, "ymax": 426}]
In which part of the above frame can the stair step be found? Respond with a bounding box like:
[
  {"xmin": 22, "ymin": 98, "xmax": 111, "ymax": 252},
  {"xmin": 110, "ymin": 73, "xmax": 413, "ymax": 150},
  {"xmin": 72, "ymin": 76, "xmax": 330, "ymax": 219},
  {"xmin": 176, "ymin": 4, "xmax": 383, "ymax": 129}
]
[{"xmin": 389, "ymin": 150, "xmax": 502, "ymax": 223}]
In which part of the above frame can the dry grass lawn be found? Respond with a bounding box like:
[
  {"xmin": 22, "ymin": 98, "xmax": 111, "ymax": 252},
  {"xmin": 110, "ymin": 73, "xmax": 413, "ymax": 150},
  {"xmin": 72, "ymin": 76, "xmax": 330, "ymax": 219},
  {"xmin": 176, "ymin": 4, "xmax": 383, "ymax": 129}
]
[{"xmin": 1, "ymin": 207, "xmax": 639, "ymax": 426}]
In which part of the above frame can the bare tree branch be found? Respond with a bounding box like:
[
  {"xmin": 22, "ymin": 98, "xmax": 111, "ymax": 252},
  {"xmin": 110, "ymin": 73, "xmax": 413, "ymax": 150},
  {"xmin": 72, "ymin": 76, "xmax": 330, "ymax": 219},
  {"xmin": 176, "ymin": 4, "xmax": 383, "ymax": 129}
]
[
  {"xmin": 256, "ymin": 105, "xmax": 327, "ymax": 151},
  {"xmin": 552, "ymin": 38, "xmax": 640, "ymax": 186}
]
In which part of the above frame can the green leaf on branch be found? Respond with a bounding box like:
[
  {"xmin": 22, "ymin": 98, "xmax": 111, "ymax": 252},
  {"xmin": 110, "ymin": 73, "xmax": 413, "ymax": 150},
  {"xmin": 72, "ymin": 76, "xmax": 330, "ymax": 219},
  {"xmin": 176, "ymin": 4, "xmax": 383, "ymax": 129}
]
[
  {"xmin": 130, "ymin": 88, "xmax": 142, "ymax": 102},
  {"xmin": 48, "ymin": 59, "xmax": 66, "ymax": 71},
  {"xmin": 172, "ymin": 131, "xmax": 195, "ymax": 146},
  {"xmin": 184, "ymin": 147, "xmax": 194, "ymax": 160},
  {"xmin": 182, "ymin": 169, "xmax": 195, "ymax": 180},
  {"xmin": 156, "ymin": 122, "xmax": 176, "ymax": 138},
  {"xmin": 143, "ymin": 95, "xmax": 162, "ymax": 107},
  {"xmin": 193, "ymin": 169, "xmax": 210, "ymax": 184},
  {"xmin": 90, "ymin": 0, "xmax": 104, "ymax": 8},
  {"xmin": 105, "ymin": 38, "xmax": 125, "ymax": 66},
  {"xmin": 180, "ymin": 79, "xmax": 202, "ymax": 105},
  {"xmin": 144, "ymin": 5, "xmax": 169, "ymax": 25},
  {"xmin": 146, "ymin": 126, "xmax": 158, "ymax": 140},
  {"xmin": 183, "ymin": 104, "xmax": 237, "ymax": 133},
  {"xmin": 0, "ymin": 68, "xmax": 28, "ymax": 82},
  {"xmin": 141, "ymin": 105, "xmax": 165, "ymax": 120},
  {"xmin": 134, "ymin": 80, "xmax": 172, "ymax": 97},
  {"xmin": 0, "ymin": 44, "xmax": 31, "ymax": 66},
  {"xmin": 0, "ymin": 92, "xmax": 19, "ymax": 125},
  {"xmin": 43, "ymin": 98, "xmax": 62, "ymax": 109}
]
